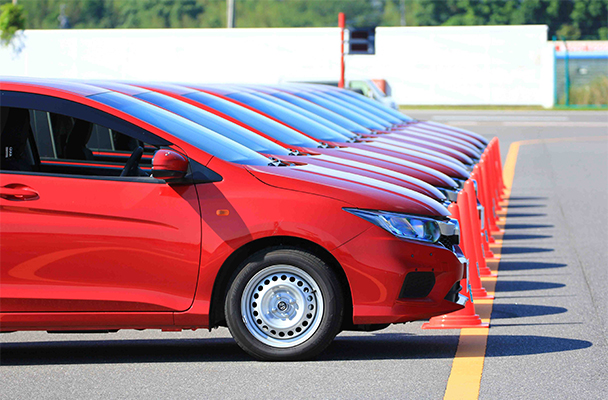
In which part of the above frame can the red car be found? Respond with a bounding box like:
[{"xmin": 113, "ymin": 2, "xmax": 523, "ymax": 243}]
[{"xmin": 1, "ymin": 78, "xmax": 466, "ymax": 360}]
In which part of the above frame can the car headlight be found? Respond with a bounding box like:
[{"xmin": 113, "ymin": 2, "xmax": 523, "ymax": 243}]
[
  {"xmin": 452, "ymin": 178, "xmax": 465, "ymax": 190},
  {"xmin": 344, "ymin": 208, "xmax": 458, "ymax": 244},
  {"xmin": 439, "ymin": 187, "xmax": 459, "ymax": 202}
]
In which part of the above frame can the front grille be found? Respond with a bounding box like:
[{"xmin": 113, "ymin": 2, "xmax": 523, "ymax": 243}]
[
  {"xmin": 399, "ymin": 272, "xmax": 436, "ymax": 299},
  {"xmin": 438, "ymin": 234, "xmax": 458, "ymax": 250},
  {"xmin": 444, "ymin": 281, "xmax": 463, "ymax": 303}
]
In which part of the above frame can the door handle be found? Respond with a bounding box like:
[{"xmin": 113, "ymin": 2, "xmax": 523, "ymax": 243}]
[{"xmin": 0, "ymin": 184, "xmax": 40, "ymax": 201}]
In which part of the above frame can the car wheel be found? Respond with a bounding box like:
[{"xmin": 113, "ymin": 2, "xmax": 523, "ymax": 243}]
[{"xmin": 225, "ymin": 247, "xmax": 343, "ymax": 361}]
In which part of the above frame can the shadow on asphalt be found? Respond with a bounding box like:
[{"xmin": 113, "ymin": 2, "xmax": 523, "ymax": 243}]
[
  {"xmin": 491, "ymin": 304, "xmax": 567, "ymax": 319},
  {"xmin": 490, "ymin": 322, "xmax": 582, "ymax": 327},
  {"xmin": 501, "ymin": 234, "xmax": 552, "ymax": 240},
  {"xmin": 498, "ymin": 294, "xmax": 575, "ymax": 299},
  {"xmin": 494, "ymin": 280, "xmax": 566, "ymax": 292},
  {"xmin": 506, "ymin": 197, "xmax": 548, "ymax": 201},
  {"xmin": 503, "ymin": 213, "xmax": 547, "ymax": 218},
  {"xmin": 503, "ymin": 204, "xmax": 546, "ymax": 209},
  {"xmin": 0, "ymin": 332, "xmax": 592, "ymax": 364},
  {"xmin": 485, "ymin": 335, "xmax": 591, "ymax": 357},
  {"xmin": 497, "ymin": 261, "xmax": 566, "ymax": 271},
  {"xmin": 500, "ymin": 247, "xmax": 554, "ymax": 255},
  {"xmin": 503, "ymin": 223, "xmax": 553, "ymax": 230}
]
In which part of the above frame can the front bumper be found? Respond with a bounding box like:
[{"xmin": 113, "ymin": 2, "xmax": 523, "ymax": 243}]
[{"xmin": 332, "ymin": 226, "xmax": 468, "ymax": 325}]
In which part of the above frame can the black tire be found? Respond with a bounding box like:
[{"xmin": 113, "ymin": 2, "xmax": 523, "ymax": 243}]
[{"xmin": 224, "ymin": 247, "xmax": 343, "ymax": 361}]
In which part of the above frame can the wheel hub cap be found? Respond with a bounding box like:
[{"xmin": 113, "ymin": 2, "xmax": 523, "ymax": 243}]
[{"xmin": 241, "ymin": 265, "xmax": 324, "ymax": 348}]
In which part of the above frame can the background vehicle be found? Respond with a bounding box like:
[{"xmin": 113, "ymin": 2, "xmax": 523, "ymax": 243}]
[
  {"xmin": 131, "ymin": 82, "xmax": 463, "ymax": 198},
  {"xmin": 86, "ymin": 80, "xmax": 447, "ymax": 203}
]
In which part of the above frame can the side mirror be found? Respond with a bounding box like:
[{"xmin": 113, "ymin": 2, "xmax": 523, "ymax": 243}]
[{"xmin": 151, "ymin": 149, "xmax": 188, "ymax": 181}]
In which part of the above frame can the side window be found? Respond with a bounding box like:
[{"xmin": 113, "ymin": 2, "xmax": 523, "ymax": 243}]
[
  {"xmin": 1, "ymin": 107, "xmax": 40, "ymax": 172},
  {"xmin": 1, "ymin": 105, "xmax": 162, "ymax": 178}
]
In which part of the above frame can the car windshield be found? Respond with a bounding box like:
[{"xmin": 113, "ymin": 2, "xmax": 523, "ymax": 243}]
[
  {"xmin": 183, "ymin": 91, "xmax": 321, "ymax": 148},
  {"xmin": 135, "ymin": 91, "xmax": 290, "ymax": 156},
  {"xmin": 90, "ymin": 92, "xmax": 273, "ymax": 166},
  {"xmin": 323, "ymin": 90, "xmax": 404, "ymax": 124},
  {"xmin": 249, "ymin": 91, "xmax": 359, "ymax": 139},
  {"xmin": 227, "ymin": 92, "xmax": 352, "ymax": 143},
  {"xmin": 293, "ymin": 90, "xmax": 386, "ymax": 130},
  {"xmin": 337, "ymin": 89, "xmax": 413, "ymax": 122},
  {"xmin": 312, "ymin": 91, "xmax": 393, "ymax": 127},
  {"xmin": 272, "ymin": 91, "xmax": 371, "ymax": 135}
]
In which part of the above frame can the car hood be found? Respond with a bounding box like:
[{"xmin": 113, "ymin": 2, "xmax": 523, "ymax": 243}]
[{"xmin": 245, "ymin": 164, "xmax": 450, "ymax": 217}]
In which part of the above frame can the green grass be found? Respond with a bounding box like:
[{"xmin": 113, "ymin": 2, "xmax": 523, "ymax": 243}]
[{"xmin": 560, "ymin": 76, "xmax": 608, "ymax": 107}]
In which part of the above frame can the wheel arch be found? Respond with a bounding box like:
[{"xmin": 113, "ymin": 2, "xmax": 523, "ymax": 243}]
[{"xmin": 208, "ymin": 235, "xmax": 353, "ymax": 330}]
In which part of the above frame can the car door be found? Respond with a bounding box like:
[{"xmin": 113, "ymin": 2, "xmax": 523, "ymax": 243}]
[{"xmin": 0, "ymin": 93, "xmax": 202, "ymax": 313}]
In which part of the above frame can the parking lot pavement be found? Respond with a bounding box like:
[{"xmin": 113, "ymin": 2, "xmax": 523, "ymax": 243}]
[{"xmin": 1, "ymin": 110, "xmax": 607, "ymax": 399}]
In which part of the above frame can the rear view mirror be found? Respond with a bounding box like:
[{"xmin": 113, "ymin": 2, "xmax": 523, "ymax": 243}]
[{"xmin": 151, "ymin": 149, "xmax": 188, "ymax": 180}]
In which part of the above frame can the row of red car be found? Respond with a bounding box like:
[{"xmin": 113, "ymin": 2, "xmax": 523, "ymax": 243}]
[{"xmin": 0, "ymin": 77, "xmax": 504, "ymax": 360}]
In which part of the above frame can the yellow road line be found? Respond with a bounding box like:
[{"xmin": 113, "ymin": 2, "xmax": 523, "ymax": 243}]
[
  {"xmin": 443, "ymin": 134, "xmax": 606, "ymax": 400},
  {"xmin": 443, "ymin": 138, "xmax": 518, "ymax": 400}
]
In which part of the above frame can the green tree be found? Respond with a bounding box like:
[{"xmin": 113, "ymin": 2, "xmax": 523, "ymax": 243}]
[
  {"xmin": 381, "ymin": 0, "xmax": 401, "ymax": 26},
  {"xmin": 0, "ymin": 2, "xmax": 26, "ymax": 47},
  {"xmin": 3, "ymin": 0, "xmax": 606, "ymax": 39}
]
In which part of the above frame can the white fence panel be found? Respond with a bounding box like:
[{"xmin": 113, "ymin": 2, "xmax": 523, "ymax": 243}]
[{"xmin": 0, "ymin": 25, "xmax": 552, "ymax": 106}]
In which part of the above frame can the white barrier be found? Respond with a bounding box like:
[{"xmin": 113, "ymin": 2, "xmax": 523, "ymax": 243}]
[{"xmin": 0, "ymin": 25, "xmax": 553, "ymax": 107}]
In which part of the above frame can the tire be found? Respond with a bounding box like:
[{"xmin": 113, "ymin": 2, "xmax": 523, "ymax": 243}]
[{"xmin": 224, "ymin": 247, "xmax": 344, "ymax": 361}]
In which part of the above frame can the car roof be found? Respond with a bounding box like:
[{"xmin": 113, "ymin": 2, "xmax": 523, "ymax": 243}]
[
  {"xmin": 185, "ymin": 84, "xmax": 237, "ymax": 96},
  {"xmin": 0, "ymin": 76, "xmax": 109, "ymax": 97},
  {"xmin": 128, "ymin": 81, "xmax": 198, "ymax": 96},
  {"xmin": 83, "ymin": 80, "xmax": 149, "ymax": 96}
]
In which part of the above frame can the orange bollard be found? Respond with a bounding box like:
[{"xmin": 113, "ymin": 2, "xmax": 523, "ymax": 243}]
[
  {"xmin": 480, "ymin": 156, "xmax": 503, "ymax": 234},
  {"xmin": 472, "ymin": 163, "xmax": 496, "ymax": 249},
  {"xmin": 422, "ymin": 203, "xmax": 488, "ymax": 329},
  {"xmin": 484, "ymin": 151, "xmax": 505, "ymax": 229},
  {"xmin": 481, "ymin": 169, "xmax": 496, "ymax": 243},
  {"xmin": 484, "ymin": 149, "xmax": 503, "ymax": 212},
  {"xmin": 465, "ymin": 180, "xmax": 496, "ymax": 277},
  {"xmin": 493, "ymin": 138, "xmax": 506, "ymax": 191},
  {"xmin": 489, "ymin": 138, "xmax": 506, "ymax": 194},
  {"xmin": 458, "ymin": 186, "xmax": 494, "ymax": 300},
  {"xmin": 471, "ymin": 166, "xmax": 496, "ymax": 259},
  {"xmin": 421, "ymin": 278, "xmax": 488, "ymax": 329}
]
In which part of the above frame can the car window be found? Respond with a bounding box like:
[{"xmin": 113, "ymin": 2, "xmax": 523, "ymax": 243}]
[
  {"xmin": 313, "ymin": 91, "xmax": 392, "ymax": 126},
  {"xmin": 135, "ymin": 91, "xmax": 290, "ymax": 156},
  {"xmin": 323, "ymin": 91, "xmax": 403, "ymax": 124},
  {"xmin": 1, "ymin": 105, "xmax": 158, "ymax": 178},
  {"xmin": 338, "ymin": 89, "xmax": 413, "ymax": 122},
  {"xmin": 272, "ymin": 91, "xmax": 372, "ymax": 135},
  {"xmin": 91, "ymin": 91, "xmax": 272, "ymax": 166},
  {"xmin": 294, "ymin": 91, "xmax": 386, "ymax": 130},
  {"xmin": 248, "ymin": 92, "xmax": 359, "ymax": 140},
  {"xmin": 183, "ymin": 91, "xmax": 321, "ymax": 148},
  {"xmin": 227, "ymin": 92, "xmax": 352, "ymax": 143}
]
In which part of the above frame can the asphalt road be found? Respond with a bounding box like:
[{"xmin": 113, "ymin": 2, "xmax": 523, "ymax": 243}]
[{"xmin": 1, "ymin": 110, "xmax": 607, "ymax": 399}]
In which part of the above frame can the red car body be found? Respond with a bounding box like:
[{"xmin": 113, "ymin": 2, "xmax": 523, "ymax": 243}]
[{"xmin": 1, "ymin": 78, "xmax": 466, "ymax": 360}]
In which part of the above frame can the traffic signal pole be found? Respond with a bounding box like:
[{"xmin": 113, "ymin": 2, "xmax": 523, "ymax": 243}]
[{"xmin": 338, "ymin": 12, "xmax": 345, "ymax": 88}]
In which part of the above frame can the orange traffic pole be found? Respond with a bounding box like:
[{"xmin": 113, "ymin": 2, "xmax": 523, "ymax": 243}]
[
  {"xmin": 422, "ymin": 202, "xmax": 488, "ymax": 329},
  {"xmin": 338, "ymin": 12, "xmax": 345, "ymax": 89},
  {"xmin": 471, "ymin": 165, "xmax": 496, "ymax": 258},
  {"xmin": 458, "ymin": 186, "xmax": 493, "ymax": 300},
  {"xmin": 465, "ymin": 180, "xmax": 496, "ymax": 277}
]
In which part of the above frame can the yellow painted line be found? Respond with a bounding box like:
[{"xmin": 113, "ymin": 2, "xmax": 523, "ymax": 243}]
[
  {"xmin": 443, "ymin": 134, "xmax": 606, "ymax": 400},
  {"xmin": 443, "ymin": 142, "xmax": 514, "ymax": 400}
]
